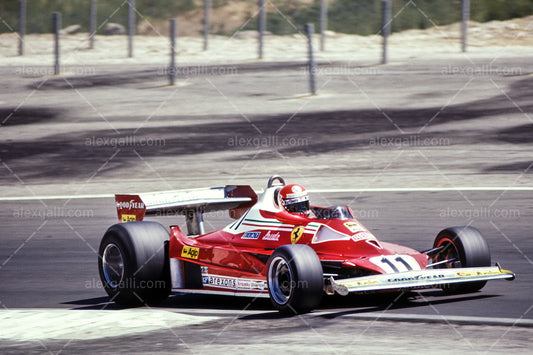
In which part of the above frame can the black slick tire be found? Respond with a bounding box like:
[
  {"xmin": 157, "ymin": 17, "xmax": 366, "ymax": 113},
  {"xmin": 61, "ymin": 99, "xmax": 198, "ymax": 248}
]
[
  {"xmin": 98, "ymin": 221, "xmax": 171, "ymax": 306},
  {"xmin": 267, "ymin": 244, "xmax": 323, "ymax": 314}
]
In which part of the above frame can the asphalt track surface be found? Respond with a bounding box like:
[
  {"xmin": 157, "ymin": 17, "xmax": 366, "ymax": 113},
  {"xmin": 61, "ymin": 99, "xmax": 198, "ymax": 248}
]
[
  {"xmin": 1, "ymin": 191, "xmax": 532, "ymax": 353},
  {"xmin": 1, "ymin": 55, "xmax": 533, "ymax": 353}
]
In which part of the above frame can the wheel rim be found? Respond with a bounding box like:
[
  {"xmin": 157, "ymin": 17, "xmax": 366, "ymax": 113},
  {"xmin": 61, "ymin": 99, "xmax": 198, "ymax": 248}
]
[
  {"xmin": 268, "ymin": 256, "xmax": 293, "ymax": 305},
  {"xmin": 102, "ymin": 243, "xmax": 125, "ymax": 288},
  {"xmin": 435, "ymin": 237, "xmax": 460, "ymax": 268}
]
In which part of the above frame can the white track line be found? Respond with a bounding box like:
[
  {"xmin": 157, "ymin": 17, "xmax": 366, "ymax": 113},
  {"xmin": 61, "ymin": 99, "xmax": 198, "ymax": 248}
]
[
  {"xmin": 1, "ymin": 186, "xmax": 532, "ymax": 202},
  {"xmin": 330, "ymin": 312, "xmax": 533, "ymax": 328},
  {"xmin": 0, "ymin": 309, "xmax": 218, "ymax": 341},
  {"xmin": 0, "ymin": 193, "xmax": 114, "ymax": 201},
  {"xmin": 309, "ymin": 187, "xmax": 533, "ymax": 193}
]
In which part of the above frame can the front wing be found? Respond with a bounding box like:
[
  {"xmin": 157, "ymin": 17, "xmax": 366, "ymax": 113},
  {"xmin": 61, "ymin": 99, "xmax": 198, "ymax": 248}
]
[{"xmin": 331, "ymin": 265, "xmax": 515, "ymax": 295}]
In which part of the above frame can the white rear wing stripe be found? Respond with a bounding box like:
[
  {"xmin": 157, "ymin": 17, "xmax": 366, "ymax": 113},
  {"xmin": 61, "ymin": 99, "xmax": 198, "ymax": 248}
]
[{"xmin": 115, "ymin": 185, "xmax": 257, "ymax": 234}]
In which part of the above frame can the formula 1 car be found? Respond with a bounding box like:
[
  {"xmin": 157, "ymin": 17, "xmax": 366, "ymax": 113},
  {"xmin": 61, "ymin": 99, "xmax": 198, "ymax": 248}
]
[{"xmin": 98, "ymin": 176, "xmax": 515, "ymax": 313}]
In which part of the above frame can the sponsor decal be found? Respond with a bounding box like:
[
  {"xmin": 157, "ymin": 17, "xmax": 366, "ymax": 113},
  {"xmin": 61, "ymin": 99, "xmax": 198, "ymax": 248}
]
[
  {"xmin": 116, "ymin": 200, "xmax": 145, "ymax": 210},
  {"xmin": 181, "ymin": 246, "xmax": 200, "ymax": 260},
  {"xmin": 291, "ymin": 226, "xmax": 305, "ymax": 244},
  {"xmin": 341, "ymin": 279, "xmax": 380, "ymax": 288},
  {"xmin": 241, "ymin": 231, "xmax": 261, "ymax": 240},
  {"xmin": 201, "ymin": 274, "xmax": 267, "ymax": 291},
  {"xmin": 262, "ymin": 231, "xmax": 281, "ymax": 241},
  {"xmin": 455, "ymin": 270, "xmax": 503, "ymax": 277},
  {"xmin": 204, "ymin": 276, "xmax": 237, "ymax": 288},
  {"xmin": 121, "ymin": 214, "xmax": 136, "ymax": 222},
  {"xmin": 344, "ymin": 221, "xmax": 363, "ymax": 233},
  {"xmin": 351, "ymin": 232, "xmax": 375, "ymax": 242},
  {"xmin": 387, "ymin": 274, "xmax": 445, "ymax": 283},
  {"xmin": 237, "ymin": 279, "xmax": 267, "ymax": 291}
]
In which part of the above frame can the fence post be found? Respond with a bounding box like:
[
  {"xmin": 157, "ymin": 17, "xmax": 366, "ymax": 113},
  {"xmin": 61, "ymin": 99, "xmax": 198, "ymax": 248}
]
[
  {"xmin": 258, "ymin": 0, "xmax": 266, "ymax": 59},
  {"xmin": 89, "ymin": 0, "xmax": 97, "ymax": 49},
  {"xmin": 53, "ymin": 12, "xmax": 61, "ymax": 75},
  {"xmin": 306, "ymin": 23, "xmax": 317, "ymax": 95},
  {"xmin": 461, "ymin": 0, "xmax": 470, "ymax": 52},
  {"xmin": 169, "ymin": 19, "xmax": 177, "ymax": 86},
  {"xmin": 128, "ymin": 0, "xmax": 135, "ymax": 57},
  {"xmin": 381, "ymin": 0, "xmax": 391, "ymax": 64},
  {"xmin": 204, "ymin": 0, "xmax": 211, "ymax": 51},
  {"xmin": 18, "ymin": 0, "xmax": 26, "ymax": 55},
  {"xmin": 320, "ymin": 0, "xmax": 327, "ymax": 51}
]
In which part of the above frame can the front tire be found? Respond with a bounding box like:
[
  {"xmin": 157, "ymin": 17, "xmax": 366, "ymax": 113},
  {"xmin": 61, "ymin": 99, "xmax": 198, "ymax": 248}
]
[
  {"xmin": 98, "ymin": 221, "xmax": 171, "ymax": 306},
  {"xmin": 433, "ymin": 226, "xmax": 491, "ymax": 294},
  {"xmin": 267, "ymin": 245, "xmax": 323, "ymax": 314}
]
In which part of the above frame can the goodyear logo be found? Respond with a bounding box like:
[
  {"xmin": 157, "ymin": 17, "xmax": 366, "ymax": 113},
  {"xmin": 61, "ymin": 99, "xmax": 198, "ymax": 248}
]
[
  {"xmin": 117, "ymin": 200, "xmax": 145, "ymax": 210},
  {"xmin": 181, "ymin": 246, "xmax": 200, "ymax": 260}
]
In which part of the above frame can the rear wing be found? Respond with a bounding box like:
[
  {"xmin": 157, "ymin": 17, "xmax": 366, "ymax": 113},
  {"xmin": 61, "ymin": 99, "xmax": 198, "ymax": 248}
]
[{"xmin": 115, "ymin": 185, "xmax": 257, "ymax": 235}]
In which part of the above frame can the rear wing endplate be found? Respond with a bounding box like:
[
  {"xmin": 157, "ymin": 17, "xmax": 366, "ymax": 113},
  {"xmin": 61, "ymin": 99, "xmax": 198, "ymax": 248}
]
[{"xmin": 115, "ymin": 185, "xmax": 257, "ymax": 235}]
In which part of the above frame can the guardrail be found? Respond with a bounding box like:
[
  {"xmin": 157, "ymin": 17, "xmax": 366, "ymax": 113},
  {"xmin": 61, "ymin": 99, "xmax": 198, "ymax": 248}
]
[{"xmin": 10, "ymin": 0, "xmax": 475, "ymax": 92}]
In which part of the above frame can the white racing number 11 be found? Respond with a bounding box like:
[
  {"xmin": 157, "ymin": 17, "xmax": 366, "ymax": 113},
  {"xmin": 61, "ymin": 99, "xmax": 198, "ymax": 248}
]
[{"xmin": 370, "ymin": 255, "xmax": 421, "ymax": 273}]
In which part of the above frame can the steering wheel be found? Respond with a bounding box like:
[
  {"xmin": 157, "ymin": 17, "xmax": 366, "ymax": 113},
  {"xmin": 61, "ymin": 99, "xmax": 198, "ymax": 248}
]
[{"xmin": 267, "ymin": 175, "xmax": 286, "ymax": 188}]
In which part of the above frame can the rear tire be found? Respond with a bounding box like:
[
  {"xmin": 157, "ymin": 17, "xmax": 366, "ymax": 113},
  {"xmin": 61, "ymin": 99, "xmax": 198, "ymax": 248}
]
[
  {"xmin": 98, "ymin": 221, "xmax": 171, "ymax": 306},
  {"xmin": 433, "ymin": 226, "xmax": 491, "ymax": 294},
  {"xmin": 267, "ymin": 244, "xmax": 323, "ymax": 314}
]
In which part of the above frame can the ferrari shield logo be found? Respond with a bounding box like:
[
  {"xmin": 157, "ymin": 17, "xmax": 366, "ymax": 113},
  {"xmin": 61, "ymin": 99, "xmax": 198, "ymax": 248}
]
[{"xmin": 291, "ymin": 226, "xmax": 304, "ymax": 244}]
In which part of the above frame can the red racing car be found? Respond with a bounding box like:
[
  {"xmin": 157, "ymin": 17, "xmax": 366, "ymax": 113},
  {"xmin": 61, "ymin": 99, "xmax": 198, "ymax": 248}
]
[{"xmin": 98, "ymin": 176, "xmax": 515, "ymax": 313}]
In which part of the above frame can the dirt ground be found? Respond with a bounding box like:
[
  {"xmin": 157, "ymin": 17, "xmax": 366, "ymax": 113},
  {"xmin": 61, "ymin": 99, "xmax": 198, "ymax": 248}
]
[{"xmin": 0, "ymin": 14, "xmax": 531, "ymax": 67}]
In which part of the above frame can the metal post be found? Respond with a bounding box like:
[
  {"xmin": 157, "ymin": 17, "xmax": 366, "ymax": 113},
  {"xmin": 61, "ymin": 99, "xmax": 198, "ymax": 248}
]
[
  {"xmin": 306, "ymin": 23, "xmax": 317, "ymax": 95},
  {"xmin": 169, "ymin": 19, "xmax": 177, "ymax": 86},
  {"xmin": 461, "ymin": 0, "xmax": 470, "ymax": 52},
  {"xmin": 89, "ymin": 0, "xmax": 97, "ymax": 49},
  {"xmin": 320, "ymin": 0, "xmax": 327, "ymax": 51},
  {"xmin": 381, "ymin": 0, "xmax": 391, "ymax": 64},
  {"xmin": 18, "ymin": 0, "xmax": 26, "ymax": 55},
  {"xmin": 258, "ymin": 0, "xmax": 266, "ymax": 59},
  {"xmin": 128, "ymin": 0, "xmax": 135, "ymax": 57},
  {"xmin": 203, "ymin": 0, "xmax": 211, "ymax": 51},
  {"xmin": 53, "ymin": 12, "xmax": 61, "ymax": 75}
]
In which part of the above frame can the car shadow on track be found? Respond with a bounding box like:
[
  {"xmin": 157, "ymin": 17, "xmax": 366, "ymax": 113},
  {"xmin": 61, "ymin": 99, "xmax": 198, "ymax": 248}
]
[
  {"xmin": 315, "ymin": 291, "xmax": 498, "ymax": 319},
  {"xmin": 63, "ymin": 291, "xmax": 498, "ymax": 319}
]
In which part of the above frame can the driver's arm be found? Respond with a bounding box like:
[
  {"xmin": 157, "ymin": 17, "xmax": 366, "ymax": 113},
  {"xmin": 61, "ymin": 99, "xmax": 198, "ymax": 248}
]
[{"xmin": 260, "ymin": 209, "xmax": 311, "ymax": 226}]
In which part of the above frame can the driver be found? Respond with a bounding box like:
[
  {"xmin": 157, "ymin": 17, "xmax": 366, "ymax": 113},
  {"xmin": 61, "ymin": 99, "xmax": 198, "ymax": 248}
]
[{"xmin": 279, "ymin": 184, "xmax": 313, "ymax": 217}]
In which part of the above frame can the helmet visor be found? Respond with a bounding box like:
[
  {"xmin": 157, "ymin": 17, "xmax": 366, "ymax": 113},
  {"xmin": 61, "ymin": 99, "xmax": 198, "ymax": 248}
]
[{"xmin": 284, "ymin": 200, "xmax": 310, "ymax": 214}]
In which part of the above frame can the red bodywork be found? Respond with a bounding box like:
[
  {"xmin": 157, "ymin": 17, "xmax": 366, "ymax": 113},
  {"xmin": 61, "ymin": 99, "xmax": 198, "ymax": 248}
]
[{"xmin": 165, "ymin": 185, "xmax": 429, "ymax": 296}]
